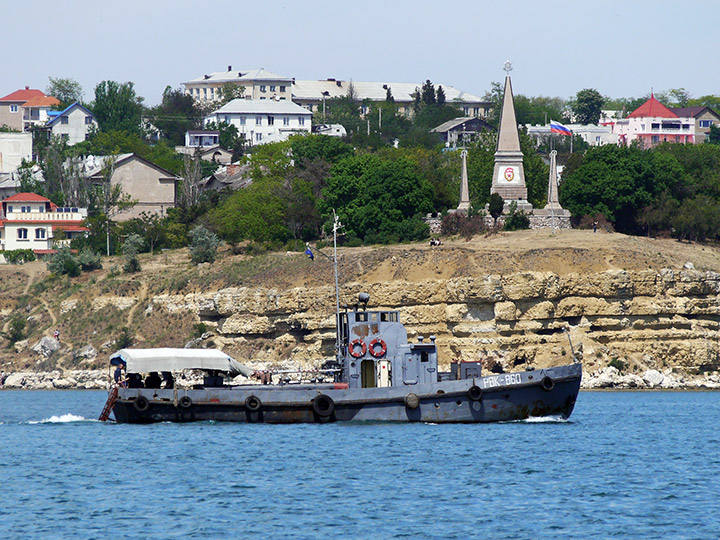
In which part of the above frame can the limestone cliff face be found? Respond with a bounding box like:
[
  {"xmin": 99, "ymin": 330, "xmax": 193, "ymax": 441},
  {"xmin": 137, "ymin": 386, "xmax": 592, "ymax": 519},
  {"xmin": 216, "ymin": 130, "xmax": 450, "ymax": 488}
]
[{"xmin": 148, "ymin": 269, "xmax": 720, "ymax": 377}]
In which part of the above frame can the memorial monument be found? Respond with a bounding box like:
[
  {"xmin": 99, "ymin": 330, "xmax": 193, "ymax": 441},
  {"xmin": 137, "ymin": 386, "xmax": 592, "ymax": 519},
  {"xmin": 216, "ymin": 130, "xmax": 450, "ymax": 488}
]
[
  {"xmin": 491, "ymin": 61, "xmax": 532, "ymax": 212},
  {"xmin": 456, "ymin": 150, "xmax": 471, "ymax": 213}
]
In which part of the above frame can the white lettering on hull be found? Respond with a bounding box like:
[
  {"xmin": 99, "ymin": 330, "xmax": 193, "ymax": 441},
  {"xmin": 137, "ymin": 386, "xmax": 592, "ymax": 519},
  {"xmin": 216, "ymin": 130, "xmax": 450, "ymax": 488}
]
[{"xmin": 482, "ymin": 373, "xmax": 522, "ymax": 389}]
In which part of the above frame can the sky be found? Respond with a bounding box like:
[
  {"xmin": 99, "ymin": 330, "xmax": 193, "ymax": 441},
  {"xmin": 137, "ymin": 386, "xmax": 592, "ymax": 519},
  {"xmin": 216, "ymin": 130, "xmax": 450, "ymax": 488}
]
[{"xmin": 4, "ymin": 0, "xmax": 719, "ymax": 106}]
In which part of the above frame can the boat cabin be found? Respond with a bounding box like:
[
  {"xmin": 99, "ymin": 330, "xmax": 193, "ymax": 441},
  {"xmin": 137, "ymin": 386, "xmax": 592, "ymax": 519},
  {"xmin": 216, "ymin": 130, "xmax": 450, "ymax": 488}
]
[{"xmin": 338, "ymin": 298, "xmax": 440, "ymax": 389}]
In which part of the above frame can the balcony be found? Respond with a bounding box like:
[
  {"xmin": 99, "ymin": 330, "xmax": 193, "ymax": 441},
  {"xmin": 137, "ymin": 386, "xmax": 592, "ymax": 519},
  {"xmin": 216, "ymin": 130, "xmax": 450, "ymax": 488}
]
[{"xmin": 4, "ymin": 210, "xmax": 87, "ymax": 221}]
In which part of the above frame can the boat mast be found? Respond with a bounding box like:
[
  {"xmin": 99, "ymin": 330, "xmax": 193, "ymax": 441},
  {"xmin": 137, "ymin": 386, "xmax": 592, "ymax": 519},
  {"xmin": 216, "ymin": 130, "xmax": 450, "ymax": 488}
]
[{"xmin": 333, "ymin": 209, "xmax": 342, "ymax": 361}]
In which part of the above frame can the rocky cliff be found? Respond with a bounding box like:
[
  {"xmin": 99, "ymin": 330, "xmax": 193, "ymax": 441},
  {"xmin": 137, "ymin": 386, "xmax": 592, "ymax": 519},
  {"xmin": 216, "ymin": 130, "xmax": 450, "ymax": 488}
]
[{"xmin": 2, "ymin": 230, "xmax": 720, "ymax": 389}]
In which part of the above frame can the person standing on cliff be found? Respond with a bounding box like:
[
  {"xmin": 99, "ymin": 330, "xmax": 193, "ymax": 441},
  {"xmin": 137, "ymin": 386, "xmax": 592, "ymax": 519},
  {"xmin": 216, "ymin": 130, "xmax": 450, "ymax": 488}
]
[
  {"xmin": 593, "ymin": 220, "xmax": 598, "ymax": 233},
  {"xmin": 53, "ymin": 329, "xmax": 60, "ymax": 341}
]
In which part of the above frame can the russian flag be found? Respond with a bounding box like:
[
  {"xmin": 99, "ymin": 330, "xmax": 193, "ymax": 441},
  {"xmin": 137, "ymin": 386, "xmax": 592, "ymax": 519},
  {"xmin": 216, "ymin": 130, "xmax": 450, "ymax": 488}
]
[{"xmin": 550, "ymin": 120, "xmax": 572, "ymax": 136}]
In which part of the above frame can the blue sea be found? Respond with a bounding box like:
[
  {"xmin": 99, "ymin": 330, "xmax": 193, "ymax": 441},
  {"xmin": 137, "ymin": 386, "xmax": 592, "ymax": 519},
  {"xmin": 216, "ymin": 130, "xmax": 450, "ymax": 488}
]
[{"xmin": 1, "ymin": 390, "xmax": 718, "ymax": 540}]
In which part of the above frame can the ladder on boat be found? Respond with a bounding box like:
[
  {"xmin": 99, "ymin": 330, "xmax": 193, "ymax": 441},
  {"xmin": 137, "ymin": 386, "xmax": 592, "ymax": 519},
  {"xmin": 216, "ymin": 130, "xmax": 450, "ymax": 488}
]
[{"xmin": 99, "ymin": 385, "xmax": 119, "ymax": 422}]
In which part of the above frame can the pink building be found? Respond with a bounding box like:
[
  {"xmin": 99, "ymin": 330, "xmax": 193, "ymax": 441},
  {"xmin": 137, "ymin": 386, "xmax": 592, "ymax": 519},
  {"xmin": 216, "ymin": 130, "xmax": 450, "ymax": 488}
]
[{"xmin": 612, "ymin": 95, "xmax": 695, "ymax": 148}]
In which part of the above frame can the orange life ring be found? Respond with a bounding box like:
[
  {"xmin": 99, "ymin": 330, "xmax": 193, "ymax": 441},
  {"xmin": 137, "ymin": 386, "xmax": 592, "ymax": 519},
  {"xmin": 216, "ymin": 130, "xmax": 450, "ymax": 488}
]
[
  {"xmin": 369, "ymin": 338, "xmax": 387, "ymax": 358},
  {"xmin": 349, "ymin": 339, "xmax": 367, "ymax": 358}
]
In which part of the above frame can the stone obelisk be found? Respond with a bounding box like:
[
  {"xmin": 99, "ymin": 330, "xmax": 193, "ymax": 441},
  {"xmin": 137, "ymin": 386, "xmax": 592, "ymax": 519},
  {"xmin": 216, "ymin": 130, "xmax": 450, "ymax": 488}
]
[
  {"xmin": 544, "ymin": 150, "xmax": 562, "ymax": 210},
  {"xmin": 491, "ymin": 61, "xmax": 531, "ymax": 211},
  {"xmin": 457, "ymin": 150, "xmax": 471, "ymax": 213}
]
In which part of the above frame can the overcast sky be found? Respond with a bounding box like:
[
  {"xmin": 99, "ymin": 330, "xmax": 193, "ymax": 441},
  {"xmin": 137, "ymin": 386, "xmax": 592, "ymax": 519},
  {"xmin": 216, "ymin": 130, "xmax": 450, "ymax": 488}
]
[{"xmin": 4, "ymin": 0, "xmax": 718, "ymax": 106}]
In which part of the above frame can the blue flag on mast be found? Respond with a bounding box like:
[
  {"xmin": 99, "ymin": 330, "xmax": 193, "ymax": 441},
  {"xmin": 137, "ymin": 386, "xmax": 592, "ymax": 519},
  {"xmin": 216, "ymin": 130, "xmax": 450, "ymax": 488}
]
[{"xmin": 305, "ymin": 246, "xmax": 314, "ymax": 261}]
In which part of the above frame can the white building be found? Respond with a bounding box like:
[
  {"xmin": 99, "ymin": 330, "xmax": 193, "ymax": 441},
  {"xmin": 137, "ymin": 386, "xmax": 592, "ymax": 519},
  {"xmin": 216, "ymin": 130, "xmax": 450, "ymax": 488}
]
[
  {"xmin": 45, "ymin": 103, "xmax": 97, "ymax": 145},
  {"xmin": 204, "ymin": 99, "xmax": 312, "ymax": 145},
  {"xmin": 0, "ymin": 132, "xmax": 32, "ymax": 173},
  {"xmin": 524, "ymin": 124, "xmax": 618, "ymax": 146},
  {"xmin": 0, "ymin": 192, "xmax": 88, "ymax": 254},
  {"xmin": 184, "ymin": 67, "xmax": 293, "ymax": 103}
]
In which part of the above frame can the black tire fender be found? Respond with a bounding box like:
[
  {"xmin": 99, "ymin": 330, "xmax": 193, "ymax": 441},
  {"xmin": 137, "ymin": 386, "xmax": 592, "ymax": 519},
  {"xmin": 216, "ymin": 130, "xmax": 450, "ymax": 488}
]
[
  {"xmin": 404, "ymin": 393, "xmax": 420, "ymax": 409},
  {"xmin": 245, "ymin": 395, "xmax": 262, "ymax": 412},
  {"xmin": 178, "ymin": 395, "xmax": 193, "ymax": 409},
  {"xmin": 133, "ymin": 395, "xmax": 149, "ymax": 412},
  {"xmin": 312, "ymin": 394, "xmax": 335, "ymax": 417},
  {"xmin": 541, "ymin": 376, "xmax": 555, "ymax": 392},
  {"xmin": 467, "ymin": 385, "xmax": 483, "ymax": 401}
]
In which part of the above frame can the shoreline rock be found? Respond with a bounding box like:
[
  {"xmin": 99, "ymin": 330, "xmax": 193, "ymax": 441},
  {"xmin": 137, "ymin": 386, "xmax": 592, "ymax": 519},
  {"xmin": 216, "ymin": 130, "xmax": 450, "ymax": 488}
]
[{"xmin": 1, "ymin": 367, "xmax": 719, "ymax": 390}]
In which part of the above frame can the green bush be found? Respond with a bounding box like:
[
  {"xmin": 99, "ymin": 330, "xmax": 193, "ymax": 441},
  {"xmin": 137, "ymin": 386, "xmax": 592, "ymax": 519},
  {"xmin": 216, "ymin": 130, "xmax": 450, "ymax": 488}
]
[
  {"xmin": 116, "ymin": 326, "xmax": 134, "ymax": 349},
  {"xmin": 503, "ymin": 202, "xmax": 530, "ymax": 231},
  {"xmin": 3, "ymin": 249, "xmax": 36, "ymax": 264},
  {"xmin": 122, "ymin": 234, "xmax": 143, "ymax": 273},
  {"xmin": 2, "ymin": 313, "xmax": 26, "ymax": 344},
  {"xmin": 77, "ymin": 246, "xmax": 103, "ymax": 271},
  {"xmin": 46, "ymin": 246, "xmax": 80, "ymax": 277},
  {"xmin": 188, "ymin": 225, "xmax": 220, "ymax": 264}
]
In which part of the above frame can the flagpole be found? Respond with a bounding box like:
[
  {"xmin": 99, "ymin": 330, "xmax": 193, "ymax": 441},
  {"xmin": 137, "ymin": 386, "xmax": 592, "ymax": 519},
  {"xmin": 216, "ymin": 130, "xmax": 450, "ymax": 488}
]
[{"xmin": 332, "ymin": 209, "xmax": 342, "ymax": 361}]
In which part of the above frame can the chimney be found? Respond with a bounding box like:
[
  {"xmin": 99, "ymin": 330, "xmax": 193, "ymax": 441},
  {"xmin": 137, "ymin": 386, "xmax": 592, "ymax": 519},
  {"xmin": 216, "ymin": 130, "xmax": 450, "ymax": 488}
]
[
  {"xmin": 25, "ymin": 85, "xmax": 29, "ymax": 90},
  {"xmin": 336, "ymin": 80, "xmax": 342, "ymax": 87},
  {"xmin": 228, "ymin": 65, "xmax": 232, "ymax": 71}
]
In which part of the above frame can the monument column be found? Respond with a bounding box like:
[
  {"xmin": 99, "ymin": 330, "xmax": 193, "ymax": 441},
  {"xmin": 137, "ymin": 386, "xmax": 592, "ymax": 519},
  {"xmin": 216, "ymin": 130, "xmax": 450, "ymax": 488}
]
[
  {"xmin": 457, "ymin": 150, "xmax": 470, "ymax": 213},
  {"xmin": 491, "ymin": 61, "xmax": 531, "ymax": 211}
]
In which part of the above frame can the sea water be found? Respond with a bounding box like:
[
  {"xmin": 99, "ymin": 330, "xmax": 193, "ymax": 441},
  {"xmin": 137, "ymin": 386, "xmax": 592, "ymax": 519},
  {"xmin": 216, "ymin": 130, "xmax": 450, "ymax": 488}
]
[{"xmin": 1, "ymin": 390, "xmax": 718, "ymax": 540}]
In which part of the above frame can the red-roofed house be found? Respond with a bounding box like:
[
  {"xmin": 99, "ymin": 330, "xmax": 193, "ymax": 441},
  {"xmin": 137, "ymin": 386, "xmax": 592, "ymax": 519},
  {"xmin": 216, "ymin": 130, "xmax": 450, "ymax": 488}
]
[
  {"xmin": 20, "ymin": 95, "xmax": 61, "ymax": 130},
  {"xmin": 0, "ymin": 193, "xmax": 88, "ymax": 256},
  {"xmin": 612, "ymin": 94, "xmax": 695, "ymax": 147},
  {"xmin": 0, "ymin": 87, "xmax": 47, "ymax": 131}
]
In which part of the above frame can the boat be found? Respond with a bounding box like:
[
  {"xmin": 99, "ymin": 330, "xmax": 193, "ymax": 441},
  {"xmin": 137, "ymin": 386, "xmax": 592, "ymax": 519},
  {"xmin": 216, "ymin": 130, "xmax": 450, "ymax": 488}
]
[{"xmin": 101, "ymin": 213, "xmax": 581, "ymax": 424}]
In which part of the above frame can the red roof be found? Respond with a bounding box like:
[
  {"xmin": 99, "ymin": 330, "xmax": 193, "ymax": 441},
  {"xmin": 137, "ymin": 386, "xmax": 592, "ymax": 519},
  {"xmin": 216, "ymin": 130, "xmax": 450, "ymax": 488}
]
[
  {"xmin": 628, "ymin": 95, "xmax": 678, "ymax": 119},
  {"xmin": 0, "ymin": 87, "xmax": 46, "ymax": 103},
  {"xmin": 2, "ymin": 192, "xmax": 52, "ymax": 203},
  {"xmin": 21, "ymin": 95, "xmax": 60, "ymax": 108}
]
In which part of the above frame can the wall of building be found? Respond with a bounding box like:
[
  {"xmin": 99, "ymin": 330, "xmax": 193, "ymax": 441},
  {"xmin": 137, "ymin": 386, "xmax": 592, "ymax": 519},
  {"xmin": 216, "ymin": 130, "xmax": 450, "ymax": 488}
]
[
  {"xmin": 51, "ymin": 108, "xmax": 96, "ymax": 145},
  {"xmin": 0, "ymin": 132, "xmax": 32, "ymax": 173},
  {"xmin": 0, "ymin": 103, "xmax": 23, "ymax": 131},
  {"xmin": 110, "ymin": 159, "xmax": 177, "ymax": 220}
]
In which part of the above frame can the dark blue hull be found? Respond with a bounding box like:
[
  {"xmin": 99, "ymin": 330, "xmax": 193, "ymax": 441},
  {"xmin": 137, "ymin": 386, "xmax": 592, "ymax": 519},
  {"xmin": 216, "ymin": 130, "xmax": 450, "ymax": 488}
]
[{"xmin": 112, "ymin": 363, "xmax": 581, "ymax": 424}]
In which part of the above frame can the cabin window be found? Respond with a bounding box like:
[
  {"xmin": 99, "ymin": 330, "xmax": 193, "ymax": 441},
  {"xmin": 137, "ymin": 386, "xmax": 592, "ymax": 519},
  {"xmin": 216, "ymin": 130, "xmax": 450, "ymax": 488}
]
[
  {"xmin": 380, "ymin": 312, "xmax": 398, "ymax": 322},
  {"xmin": 355, "ymin": 313, "xmax": 368, "ymax": 322},
  {"xmin": 421, "ymin": 351, "xmax": 429, "ymax": 362}
]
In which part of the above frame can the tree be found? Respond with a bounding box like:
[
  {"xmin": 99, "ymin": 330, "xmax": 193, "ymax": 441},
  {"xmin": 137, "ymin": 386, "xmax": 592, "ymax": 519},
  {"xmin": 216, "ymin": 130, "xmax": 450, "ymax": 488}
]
[
  {"xmin": 488, "ymin": 192, "xmax": 504, "ymax": 226},
  {"xmin": 706, "ymin": 124, "xmax": 720, "ymax": 145},
  {"xmin": 46, "ymin": 77, "xmax": 84, "ymax": 109},
  {"xmin": 421, "ymin": 80, "xmax": 436, "ymax": 105},
  {"xmin": 47, "ymin": 246, "xmax": 81, "ymax": 277},
  {"xmin": 436, "ymin": 86, "xmax": 446, "ymax": 106},
  {"xmin": 179, "ymin": 153, "xmax": 203, "ymax": 208},
  {"xmin": 147, "ymin": 86, "xmax": 201, "ymax": 146},
  {"xmin": 188, "ymin": 225, "xmax": 220, "ymax": 263},
  {"xmin": 573, "ymin": 89, "xmax": 604, "ymax": 124},
  {"xmin": 667, "ymin": 88, "xmax": 691, "ymax": 107},
  {"xmin": 91, "ymin": 80, "xmax": 144, "ymax": 133},
  {"xmin": 218, "ymin": 83, "xmax": 246, "ymax": 106},
  {"xmin": 138, "ymin": 212, "xmax": 165, "ymax": 254},
  {"xmin": 93, "ymin": 156, "xmax": 137, "ymax": 255},
  {"xmin": 122, "ymin": 233, "xmax": 144, "ymax": 273},
  {"xmin": 385, "ymin": 86, "xmax": 394, "ymax": 103}
]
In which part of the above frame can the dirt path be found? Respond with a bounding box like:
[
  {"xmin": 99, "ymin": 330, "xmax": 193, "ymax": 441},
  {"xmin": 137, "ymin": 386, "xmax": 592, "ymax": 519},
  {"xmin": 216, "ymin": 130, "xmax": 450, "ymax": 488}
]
[{"xmin": 125, "ymin": 280, "xmax": 148, "ymax": 337}]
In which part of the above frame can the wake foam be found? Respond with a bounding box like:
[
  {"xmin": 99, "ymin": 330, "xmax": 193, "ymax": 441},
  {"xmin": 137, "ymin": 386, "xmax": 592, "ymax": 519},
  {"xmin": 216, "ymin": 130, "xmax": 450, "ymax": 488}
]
[
  {"xmin": 522, "ymin": 415, "xmax": 568, "ymax": 423},
  {"xmin": 29, "ymin": 413, "xmax": 92, "ymax": 424}
]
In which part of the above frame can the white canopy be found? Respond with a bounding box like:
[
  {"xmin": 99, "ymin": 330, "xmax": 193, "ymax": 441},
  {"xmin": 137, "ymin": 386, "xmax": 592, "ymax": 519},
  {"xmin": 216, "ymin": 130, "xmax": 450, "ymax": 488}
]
[{"xmin": 110, "ymin": 348, "xmax": 254, "ymax": 377}]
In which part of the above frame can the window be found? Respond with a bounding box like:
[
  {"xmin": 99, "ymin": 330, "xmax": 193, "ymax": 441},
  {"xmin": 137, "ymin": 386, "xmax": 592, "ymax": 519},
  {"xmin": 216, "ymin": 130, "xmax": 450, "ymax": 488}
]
[
  {"xmin": 210, "ymin": 88, "xmax": 215, "ymax": 97},
  {"xmin": 256, "ymin": 116, "xmax": 262, "ymax": 125},
  {"xmin": 61, "ymin": 116, "xmax": 69, "ymax": 125},
  {"xmin": 280, "ymin": 86, "xmax": 286, "ymax": 92},
  {"xmin": 270, "ymin": 85, "xmax": 276, "ymax": 92},
  {"xmin": 474, "ymin": 107, "xmax": 479, "ymax": 116},
  {"xmin": 299, "ymin": 117, "xmax": 305, "ymax": 126},
  {"xmin": 255, "ymin": 133, "xmax": 262, "ymax": 141},
  {"xmin": 224, "ymin": 116, "xmax": 230, "ymax": 123},
  {"xmin": 17, "ymin": 228, "xmax": 28, "ymax": 240},
  {"xmin": 203, "ymin": 88, "xmax": 207, "ymax": 97},
  {"xmin": 240, "ymin": 116, "xmax": 246, "ymax": 125},
  {"xmin": 35, "ymin": 228, "xmax": 46, "ymax": 239},
  {"xmin": 463, "ymin": 107, "xmax": 469, "ymax": 115},
  {"xmin": 6, "ymin": 205, "xmax": 12, "ymax": 213},
  {"xmin": 10, "ymin": 104, "xmax": 18, "ymax": 112},
  {"xmin": 21, "ymin": 206, "xmax": 31, "ymax": 213},
  {"xmin": 700, "ymin": 120, "xmax": 713, "ymax": 128},
  {"xmin": 38, "ymin": 205, "xmax": 45, "ymax": 213},
  {"xmin": 260, "ymin": 85, "xmax": 266, "ymax": 92},
  {"xmin": 283, "ymin": 117, "xmax": 289, "ymax": 126},
  {"xmin": 85, "ymin": 116, "xmax": 93, "ymax": 125},
  {"xmin": 651, "ymin": 135, "xmax": 659, "ymax": 143},
  {"xmin": 267, "ymin": 116, "xmax": 274, "ymax": 126}
]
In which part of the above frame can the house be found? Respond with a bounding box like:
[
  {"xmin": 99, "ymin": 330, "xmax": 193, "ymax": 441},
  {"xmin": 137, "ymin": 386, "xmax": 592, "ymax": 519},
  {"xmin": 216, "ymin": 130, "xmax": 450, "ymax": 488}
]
[
  {"xmin": 0, "ymin": 87, "xmax": 47, "ymax": 131},
  {"xmin": 669, "ymin": 107, "xmax": 720, "ymax": 144},
  {"xmin": 0, "ymin": 192, "xmax": 88, "ymax": 256},
  {"xmin": 184, "ymin": 67, "xmax": 293, "ymax": 103},
  {"xmin": 431, "ymin": 117, "xmax": 494, "ymax": 148},
  {"xmin": 175, "ymin": 130, "xmax": 233, "ymax": 164},
  {"xmin": 612, "ymin": 95, "xmax": 695, "ymax": 147},
  {"xmin": 0, "ymin": 132, "xmax": 32, "ymax": 173},
  {"xmin": 204, "ymin": 99, "xmax": 312, "ymax": 146},
  {"xmin": 200, "ymin": 163, "xmax": 255, "ymax": 192},
  {"xmin": 83, "ymin": 154, "xmax": 179, "ymax": 220},
  {"xmin": 45, "ymin": 102, "xmax": 97, "ymax": 145},
  {"xmin": 20, "ymin": 95, "xmax": 61, "ymax": 130}
]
